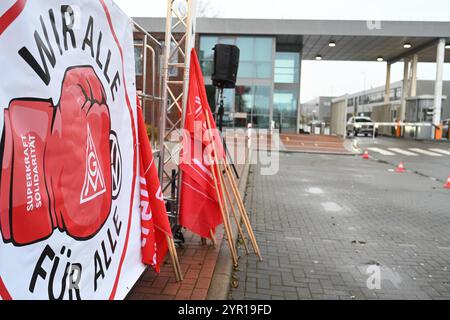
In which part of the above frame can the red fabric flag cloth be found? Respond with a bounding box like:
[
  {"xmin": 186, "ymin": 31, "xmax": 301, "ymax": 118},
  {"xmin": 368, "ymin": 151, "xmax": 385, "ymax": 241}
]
[
  {"xmin": 182, "ymin": 50, "xmax": 225, "ymax": 159},
  {"xmin": 137, "ymin": 97, "xmax": 172, "ymax": 272},
  {"xmin": 138, "ymin": 159, "xmax": 157, "ymax": 268},
  {"xmin": 179, "ymin": 49, "xmax": 225, "ymax": 239}
]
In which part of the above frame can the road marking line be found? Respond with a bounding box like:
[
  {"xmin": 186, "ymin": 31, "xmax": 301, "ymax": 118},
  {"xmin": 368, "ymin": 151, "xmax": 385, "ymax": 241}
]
[
  {"xmin": 322, "ymin": 239, "xmax": 338, "ymax": 243},
  {"xmin": 285, "ymin": 237, "xmax": 303, "ymax": 241},
  {"xmin": 321, "ymin": 202, "xmax": 342, "ymax": 212},
  {"xmin": 428, "ymin": 148, "xmax": 450, "ymax": 155},
  {"xmin": 408, "ymin": 148, "xmax": 442, "ymax": 156},
  {"xmin": 388, "ymin": 148, "xmax": 418, "ymax": 156},
  {"xmin": 398, "ymin": 244, "xmax": 416, "ymax": 247},
  {"xmin": 306, "ymin": 187, "xmax": 323, "ymax": 194},
  {"xmin": 368, "ymin": 147, "xmax": 395, "ymax": 155}
]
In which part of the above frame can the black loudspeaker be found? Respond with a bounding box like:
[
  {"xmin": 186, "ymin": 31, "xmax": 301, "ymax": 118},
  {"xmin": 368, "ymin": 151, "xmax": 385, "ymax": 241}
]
[{"xmin": 212, "ymin": 44, "xmax": 240, "ymax": 89}]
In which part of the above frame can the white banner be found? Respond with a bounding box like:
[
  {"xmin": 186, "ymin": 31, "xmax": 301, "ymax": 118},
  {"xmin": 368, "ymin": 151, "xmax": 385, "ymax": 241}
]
[{"xmin": 0, "ymin": 0, "xmax": 145, "ymax": 299}]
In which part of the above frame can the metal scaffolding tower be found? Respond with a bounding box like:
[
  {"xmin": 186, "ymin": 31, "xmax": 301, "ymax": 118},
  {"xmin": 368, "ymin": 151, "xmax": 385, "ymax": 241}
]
[{"xmin": 159, "ymin": 0, "xmax": 197, "ymax": 234}]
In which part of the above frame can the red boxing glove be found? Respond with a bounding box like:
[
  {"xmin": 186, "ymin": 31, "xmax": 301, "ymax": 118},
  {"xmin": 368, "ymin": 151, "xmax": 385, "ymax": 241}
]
[
  {"xmin": 0, "ymin": 66, "xmax": 112, "ymax": 245},
  {"xmin": 48, "ymin": 67, "xmax": 112, "ymax": 240}
]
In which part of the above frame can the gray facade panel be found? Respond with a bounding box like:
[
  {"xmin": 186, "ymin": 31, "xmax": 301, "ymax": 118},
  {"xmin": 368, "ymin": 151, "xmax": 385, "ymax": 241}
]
[{"xmin": 134, "ymin": 17, "xmax": 450, "ymax": 38}]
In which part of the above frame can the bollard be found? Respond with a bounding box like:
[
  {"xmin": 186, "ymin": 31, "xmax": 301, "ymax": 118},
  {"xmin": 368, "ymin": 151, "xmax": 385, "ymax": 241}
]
[{"xmin": 435, "ymin": 124, "xmax": 443, "ymax": 140}]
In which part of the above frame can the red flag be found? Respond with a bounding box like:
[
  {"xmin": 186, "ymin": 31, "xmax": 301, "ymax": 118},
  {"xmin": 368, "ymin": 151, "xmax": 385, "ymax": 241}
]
[
  {"xmin": 137, "ymin": 97, "xmax": 172, "ymax": 272},
  {"xmin": 179, "ymin": 49, "xmax": 225, "ymax": 239},
  {"xmin": 139, "ymin": 159, "xmax": 157, "ymax": 268},
  {"xmin": 183, "ymin": 50, "xmax": 224, "ymax": 159}
]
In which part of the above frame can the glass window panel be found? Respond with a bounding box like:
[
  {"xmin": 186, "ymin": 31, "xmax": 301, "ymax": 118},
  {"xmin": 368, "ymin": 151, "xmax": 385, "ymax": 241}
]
[
  {"xmin": 275, "ymin": 59, "xmax": 295, "ymax": 69},
  {"xmin": 236, "ymin": 37, "xmax": 254, "ymax": 61},
  {"xmin": 251, "ymin": 86, "xmax": 271, "ymax": 128},
  {"xmin": 255, "ymin": 62, "xmax": 272, "ymax": 78},
  {"xmin": 222, "ymin": 89, "xmax": 235, "ymax": 113},
  {"xmin": 219, "ymin": 37, "xmax": 235, "ymax": 45},
  {"xmin": 254, "ymin": 38, "xmax": 273, "ymax": 61},
  {"xmin": 253, "ymin": 86, "xmax": 270, "ymax": 114},
  {"xmin": 237, "ymin": 62, "xmax": 255, "ymax": 78},
  {"xmin": 274, "ymin": 74, "xmax": 295, "ymax": 83},
  {"xmin": 251, "ymin": 114, "xmax": 270, "ymax": 128},
  {"xmin": 275, "ymin": 52, "xmax": 299, "ymax": 67},
  {"xmin": 274, "ymin": 93, "xmax": 296, "ymax": 114},
  {"xmin": 273, "ymin": 89, "xmax": 298, "ymax": 131},
  {"xmin": 205, "ymin": 87, "xmax": 235, "ymax": 127},
  {"xmin": 274, "ymin": 66, "xmax": 298, "ymax": 83},
  {"xmin": 275, "ymin": 68, "xmax": 295, "ymax": 75},
  {"xmin": 235, "ymin": 86, "xmax": 253, "ymax": 113},
  {"xmin": 200, "ymin": 36, "xmax": 217, "ymax": 61},
  {"xmin": 201, "ymin": 60, "xmax": 214, "ymax": 77},
  {"xmin": 234, "ymin": 85, "xmax": 271, "ymax": 128},
  {"xmin": 205, "ymin": 87, "xmax": 234, "ymax": 114},
  {"xmin": 274, "ymin": 52, "xmax": 300, "ymax": 84},
  {"xmin": 201, "ymin": 36, "xmax": 274, "ymax": 80}
]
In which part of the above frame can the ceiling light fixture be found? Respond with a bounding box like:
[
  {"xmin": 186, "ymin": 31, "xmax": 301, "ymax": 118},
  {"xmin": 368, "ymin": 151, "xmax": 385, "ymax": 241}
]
[
  {"xmin": 446, "ymin": 44, "xmax": 450, "ymax": 49},
  {"xmin": 315, "ymin": 55, "xmax": 323, "ymax": 61},
  {"xmin": 328, "ymin": 41, "xmax": 336, "ymax": 47},
  {"xmin": 403, "ymin": 43, "xmax": 412, "ymax": 49},
  {"xmin": 377, "ymin": 57, "xmax": 384, "ymax": 62}
]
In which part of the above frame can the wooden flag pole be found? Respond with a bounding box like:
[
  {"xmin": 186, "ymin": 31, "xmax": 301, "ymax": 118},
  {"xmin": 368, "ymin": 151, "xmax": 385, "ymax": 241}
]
[
  {"xmin": 203, "ymin": 106, "xmax": 263, "ymax": 264},
  {"xmin": 206, "ymin": 151, "xmax": 239, "ymax": 267},
  {"xmin": 222, "ymin": 162, "xmax": 257, "ymax": 252},
  {"xmin": 169, "ymin": 237, "xmax": 183, "ymax": 281},
  {"xmin": 170, "ymin": 237, "xmax": 183, "ymax": 281},
  {"xmin": 221, "ymin": 167, "xmax": 250, "ymax": 255},
  {"xmin": 214, "ymin": 153, "xmax": 239, "ymax": 263},
  {"xmin": 209, "ymin": 230, "xmax": 217, "ymax": 248},
  {"xmin": 222, "ymin": 161, "xmax": 263, "ymax": 261},
  {"xmin": 166, "ymin": 235, "xmax": 182, "ymax": 281},
  {"xmin": 225, "ymin": 161, "xmax": 262, "ymax": 260},
  {"xmin": 203, "ymin": 113, "xmax": 239, "ymax": 267}
]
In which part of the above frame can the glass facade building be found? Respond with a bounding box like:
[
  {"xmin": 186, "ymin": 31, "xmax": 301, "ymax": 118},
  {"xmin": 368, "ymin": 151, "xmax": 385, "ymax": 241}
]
[{"xmin": 199, "ymin": 35, "xmax": 301, "ymax": 132}]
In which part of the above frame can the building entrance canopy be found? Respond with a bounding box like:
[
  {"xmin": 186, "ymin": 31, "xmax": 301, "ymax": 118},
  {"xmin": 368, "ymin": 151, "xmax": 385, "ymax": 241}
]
[{"xmin": 134, "ymin": 17, "xmax": 450, "ymax": 133}]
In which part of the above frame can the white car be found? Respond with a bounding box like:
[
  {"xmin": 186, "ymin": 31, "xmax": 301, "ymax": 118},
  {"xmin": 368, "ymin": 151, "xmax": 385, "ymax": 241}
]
[{"xmin": 346, "ymin": 116, "xmax": 377, "ymax": 137}]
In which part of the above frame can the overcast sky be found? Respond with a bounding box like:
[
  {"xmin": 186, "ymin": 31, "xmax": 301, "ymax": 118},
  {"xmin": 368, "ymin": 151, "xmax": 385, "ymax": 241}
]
[{"xmin": 114, "ymin": 0, "xmax": 450, "ymax": 102}]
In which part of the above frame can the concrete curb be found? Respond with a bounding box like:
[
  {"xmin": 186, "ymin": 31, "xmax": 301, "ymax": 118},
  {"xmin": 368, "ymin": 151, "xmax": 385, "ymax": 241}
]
[{"xmin": 206, "ymin": 150, "xmax": 252, "ymax": 300}]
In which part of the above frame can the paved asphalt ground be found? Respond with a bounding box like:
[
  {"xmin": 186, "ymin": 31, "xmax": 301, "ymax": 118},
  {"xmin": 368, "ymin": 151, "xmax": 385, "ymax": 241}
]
[
  {"xmin": 230, "ymin": 138, "xmax": 450, "ymax": 300},
  {"xmin": 355, "ymin": 137, "xmax": 450, "ymax": 183}
]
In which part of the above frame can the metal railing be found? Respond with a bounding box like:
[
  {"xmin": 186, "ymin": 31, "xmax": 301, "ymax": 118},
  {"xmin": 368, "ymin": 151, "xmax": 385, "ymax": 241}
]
[{"xmin": 133, "ymin": 21, "xmax": 163, "ymax": 149}]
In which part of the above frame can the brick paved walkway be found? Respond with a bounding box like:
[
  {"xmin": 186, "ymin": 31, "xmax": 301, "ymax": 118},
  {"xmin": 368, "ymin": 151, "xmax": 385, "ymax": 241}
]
[
  {"xmin": 127, "ymin": 228, "xmax": 224, "ymax": 300},
  {"xmin": 128, "ymin": 142, "xmax": 247, "ymax": 300},
  {"xmin": 231, "ymin": 153, "xmax": 450, "ymax": 300}
]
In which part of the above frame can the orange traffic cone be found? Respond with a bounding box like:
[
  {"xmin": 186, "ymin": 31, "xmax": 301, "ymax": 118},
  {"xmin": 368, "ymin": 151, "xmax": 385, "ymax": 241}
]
[
  {"xmin": 362, "ymin": 150, "xmax": 369, "ymax": 159},
  {"xmin": 444, "ymin": 176, "xmax": 450, "ymax": 189},
  {"xmin": 396, "ymin": 162, "xmax": 405, "ymax": 173}
]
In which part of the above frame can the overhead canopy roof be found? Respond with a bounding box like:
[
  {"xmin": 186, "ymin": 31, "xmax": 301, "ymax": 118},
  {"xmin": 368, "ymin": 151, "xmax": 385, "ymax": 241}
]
[{"xmin": 133, "ymin": 17, "xmax": 450, "ymax": 63}]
